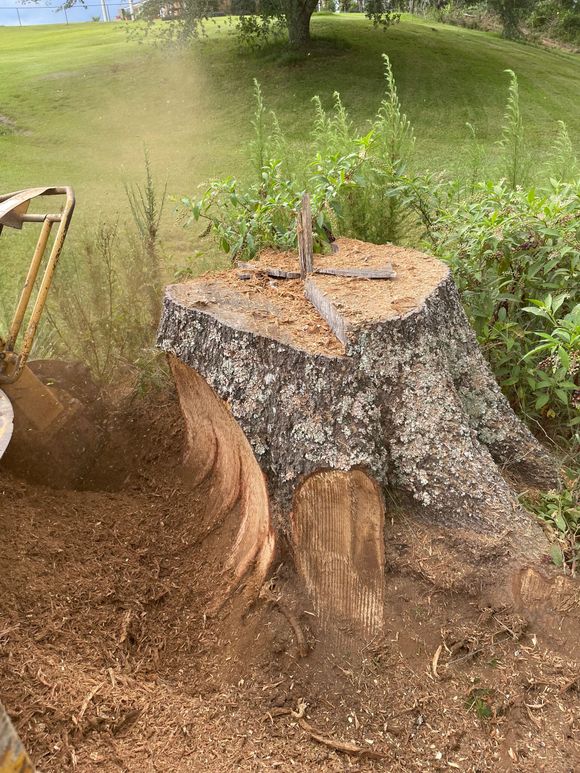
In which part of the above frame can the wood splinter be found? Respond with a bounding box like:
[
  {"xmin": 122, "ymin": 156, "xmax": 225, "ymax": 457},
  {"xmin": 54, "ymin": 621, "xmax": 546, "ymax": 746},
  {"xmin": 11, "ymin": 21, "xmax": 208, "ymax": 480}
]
[
  {"xmin": 314, "ymin": 265, "xmax": 396, "ymax": 280},
  {"xmin": 237, "ymin": 263, "xmax": 396, "ymax": 281},
  {"xmin": 297, "ymin": 193, "xmax": 314, "ymax": 279}
]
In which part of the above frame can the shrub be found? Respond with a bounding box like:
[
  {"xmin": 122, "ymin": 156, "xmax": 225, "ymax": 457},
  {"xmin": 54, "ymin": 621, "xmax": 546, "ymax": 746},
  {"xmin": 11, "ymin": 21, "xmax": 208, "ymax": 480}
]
[
  {"xmin": 521, "ymin": 475, "xmax": 579, "ymax": 575},
  {"xmin": 182, "ymin": 57, "xmax": 434, "ymax": 259},
  {"xmin": 431, "ymin": 180, "xmax": 580, "ymax": 438},
  {"xmin": 529, "ymin": 0, "xmax": 580, "ymax": 45}
]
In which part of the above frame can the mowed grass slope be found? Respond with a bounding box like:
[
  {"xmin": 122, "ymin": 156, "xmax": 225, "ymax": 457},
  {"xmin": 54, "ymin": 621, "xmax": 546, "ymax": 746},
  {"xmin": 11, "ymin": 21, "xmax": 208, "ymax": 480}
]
[{"xmin": 0, "ymin": 15, "xmax": 579, "ymax": 257}]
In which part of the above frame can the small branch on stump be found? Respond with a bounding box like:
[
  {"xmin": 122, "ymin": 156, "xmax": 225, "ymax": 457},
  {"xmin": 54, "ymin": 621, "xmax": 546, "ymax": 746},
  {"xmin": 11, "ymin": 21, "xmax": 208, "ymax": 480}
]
[
  {"xmin": 297, "ymin": 193, "xmax": 313, "ymax": 279},
  {"xmin": 304, "ymin": 278, "xmax": 350, "ymax": 346},
  {"xmin": 236, "ymin": 263, "xmax": 396, "ymax": 281},
  {"xmin": 237, "ymin": 262, "xmax": 301, "ymax": 280},
  {"xmin": 314, "ymin": 265, "xmax": 396, "ymax": 279}
]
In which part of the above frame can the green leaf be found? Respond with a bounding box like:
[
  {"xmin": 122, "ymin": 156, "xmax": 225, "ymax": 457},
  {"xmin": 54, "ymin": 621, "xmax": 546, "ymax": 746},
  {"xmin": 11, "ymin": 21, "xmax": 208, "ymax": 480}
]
[
  {"xmin": 552, "ymin": 294, "xmax": 568, "ymax": 314},
  {"xmin": 554, "ymin": 513, "xmax": 568, "ymax": 533},
  {"xmin": 550, "ymin": 544, "xmax": 563, "ymax": 567},
  {"xmin": 523, "ymin": 306, "xmax": 550, "ymax": 318},
  {"xmin": 558, "ymin": 346, "xmax": 570, "ymax": 372}
]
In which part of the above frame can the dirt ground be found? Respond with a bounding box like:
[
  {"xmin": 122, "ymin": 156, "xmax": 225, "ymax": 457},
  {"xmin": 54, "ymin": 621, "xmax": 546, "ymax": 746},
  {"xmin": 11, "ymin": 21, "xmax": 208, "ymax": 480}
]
[{"xmin": 1, "ymin": 387, "xmax": 579, "ymax": 772}]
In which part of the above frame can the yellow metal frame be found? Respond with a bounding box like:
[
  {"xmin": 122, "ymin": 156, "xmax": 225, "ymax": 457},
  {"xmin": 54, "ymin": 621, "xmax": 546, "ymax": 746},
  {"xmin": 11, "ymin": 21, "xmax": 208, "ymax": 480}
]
[
  {"xmin": 0, "ymin": 701, "xmax": 33, "ymax": 773},
  {"xmin": 0, "ymin": 187, "xmax": 75, "ymax": 385}
]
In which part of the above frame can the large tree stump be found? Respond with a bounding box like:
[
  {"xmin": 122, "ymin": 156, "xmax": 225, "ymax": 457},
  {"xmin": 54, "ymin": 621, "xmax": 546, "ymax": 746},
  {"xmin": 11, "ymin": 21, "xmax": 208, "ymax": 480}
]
[{"xmin": 158, "ymin": 238, "xmax": 558, "ymax": 640}]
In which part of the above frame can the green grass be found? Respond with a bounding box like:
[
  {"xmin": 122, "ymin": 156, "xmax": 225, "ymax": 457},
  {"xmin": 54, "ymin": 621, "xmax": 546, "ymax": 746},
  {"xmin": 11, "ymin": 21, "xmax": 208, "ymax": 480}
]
[{"xmin": 0, "ymin": 14, "xmax": 579, "ymax": 265}]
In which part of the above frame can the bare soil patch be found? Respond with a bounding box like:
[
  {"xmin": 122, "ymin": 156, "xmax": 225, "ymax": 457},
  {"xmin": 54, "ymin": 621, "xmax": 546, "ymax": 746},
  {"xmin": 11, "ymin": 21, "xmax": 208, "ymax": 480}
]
[{"xmin": 0, "ymin": 388, "xmax": 579, "ymax": 771}]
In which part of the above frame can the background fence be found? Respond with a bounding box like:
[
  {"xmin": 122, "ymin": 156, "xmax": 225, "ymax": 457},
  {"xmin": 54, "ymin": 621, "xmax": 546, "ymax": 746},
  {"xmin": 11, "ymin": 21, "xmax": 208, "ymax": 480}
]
[{"xmin": 0, "ymin": 2, "xmax": 137, "ymax": 26}]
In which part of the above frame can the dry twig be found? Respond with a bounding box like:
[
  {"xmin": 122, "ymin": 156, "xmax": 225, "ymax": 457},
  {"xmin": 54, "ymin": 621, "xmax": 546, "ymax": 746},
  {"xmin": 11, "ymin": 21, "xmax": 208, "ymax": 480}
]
[
  {"xmin": 291, "ymin": 701, "xmax": 387, "ymax": 761},
  {"xmin": 260, "ymin": 586, "xmax": 309, "ymax": 657}
]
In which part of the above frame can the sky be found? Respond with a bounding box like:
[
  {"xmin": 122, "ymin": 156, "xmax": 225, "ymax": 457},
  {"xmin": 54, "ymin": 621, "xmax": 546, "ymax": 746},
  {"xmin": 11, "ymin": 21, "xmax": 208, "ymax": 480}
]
[{"xmin": 0, "ymin": 1, "xmax": 132, "ymax": 26}]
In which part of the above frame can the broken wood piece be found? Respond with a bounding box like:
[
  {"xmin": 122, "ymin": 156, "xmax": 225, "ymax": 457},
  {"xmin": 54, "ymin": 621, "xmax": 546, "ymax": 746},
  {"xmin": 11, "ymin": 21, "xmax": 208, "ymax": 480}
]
[
  {"xmin": 314, "ymin": 264, "xmax": 396, "ymax": 280},
  {"xmin": 236, "ymin": 262, "xmax": 301, "ymax": 280},
  {"xmin": 265, "ymin": 267, "xmax": 301, "ymax": 279},
  {"xmin": 431, "ymin": 644, "xmax": 443, "ymax": 679},
  {"xmin": 304, "ymin": 278, "xmax": 350, "ymax": 346},
  {"xmin": 297, "ymin": 193, "xmax": 313, "ymax": 279},
  {"xmin": 290, "ymin": 699, "xmax": 384, "ymax": 758}
]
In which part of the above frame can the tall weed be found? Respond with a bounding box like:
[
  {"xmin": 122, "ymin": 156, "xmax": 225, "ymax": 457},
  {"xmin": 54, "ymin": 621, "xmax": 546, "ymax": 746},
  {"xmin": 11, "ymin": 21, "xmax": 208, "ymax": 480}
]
[
  {"xmin": 46, "ymin": 155, "xmax": 167, "ymax": 384},
  {"xmin": 497, "ymin": 69, "xmax": 529, "ymax": 188}
]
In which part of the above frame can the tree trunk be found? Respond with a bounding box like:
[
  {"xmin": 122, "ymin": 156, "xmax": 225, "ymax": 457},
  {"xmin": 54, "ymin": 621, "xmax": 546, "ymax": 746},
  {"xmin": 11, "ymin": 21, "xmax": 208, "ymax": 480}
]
[
  {"xmin": 157, "ymin": 238, "xmax": 559, "ymax": 646},
  {"xmin": 286, "ymin": 0, "xmax": 316, "ymax": 48}
]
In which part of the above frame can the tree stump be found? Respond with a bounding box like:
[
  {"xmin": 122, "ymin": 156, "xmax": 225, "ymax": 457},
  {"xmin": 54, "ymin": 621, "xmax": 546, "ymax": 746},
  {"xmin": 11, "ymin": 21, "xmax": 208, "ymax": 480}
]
[{"xmin": 158, "ymin": 238, "xmax": 559, "ymax": 641}]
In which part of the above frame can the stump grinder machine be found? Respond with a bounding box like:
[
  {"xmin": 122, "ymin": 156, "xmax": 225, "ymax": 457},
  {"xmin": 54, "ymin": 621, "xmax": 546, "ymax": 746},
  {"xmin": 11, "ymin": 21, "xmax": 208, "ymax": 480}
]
[{"xmin": 0, "ymin": 187, "xmax": 85, "ymax": 772}]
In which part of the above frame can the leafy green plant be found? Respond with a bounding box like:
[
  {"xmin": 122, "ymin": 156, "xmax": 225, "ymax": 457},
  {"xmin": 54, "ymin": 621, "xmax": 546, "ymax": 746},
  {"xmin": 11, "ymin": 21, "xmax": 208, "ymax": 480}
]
[
  {"xmin": 431, "ymin": 179, "xmax": 579, "ymax": 438},
  {"xmin": 521, "ymin": 476, "xmax": 579, "ymax": 575},
  {"xmin": 522, "ymin": 297, "xmax": 579, "ymax": 420},
  {"xmin": 183, "ymin": 55, "xmax": 435, "ymax": 259},
  {"xmin": 465, "ymin": 687, "xmax": 495, "ymax": 720},
  {"xmin": 329, "ymin": 54, "xmax": 420, "ymax": 244},
  {"xmin": 465, "ymin": 121, "xmax": 487, "ymax": 193},
  {"xmin": 181, "ymin": 85, "xmax": 365, "ymax": 261}
]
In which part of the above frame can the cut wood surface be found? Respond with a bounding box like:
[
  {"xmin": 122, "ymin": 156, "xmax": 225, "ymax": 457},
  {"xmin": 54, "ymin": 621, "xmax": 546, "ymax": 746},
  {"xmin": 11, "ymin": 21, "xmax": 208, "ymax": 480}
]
[
  {"xmin": 293, "ymin": 470, "xmax": 385, "ymax": 640},
  {"xmin": 170, "ymin": 358, "xmax": 275, "ymax": 609},
  {"xmin": 303, "ymin": 277, "xmax": 350, "ymax": 346}
]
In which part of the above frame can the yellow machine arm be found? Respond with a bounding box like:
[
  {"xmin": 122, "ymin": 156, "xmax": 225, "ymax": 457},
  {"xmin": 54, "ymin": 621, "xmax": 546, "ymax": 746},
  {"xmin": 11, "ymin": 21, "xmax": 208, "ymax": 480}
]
[
  {"xmin": 0, "ymin": 187, "xmax": 75, "ymax": 386},
  {"xmin": 0, "ymin": 187, "xmax": 77, "ymax": 444},
  {"xmin": 0, "ymin": 702, "xmax": 33, "ymax": 773}
]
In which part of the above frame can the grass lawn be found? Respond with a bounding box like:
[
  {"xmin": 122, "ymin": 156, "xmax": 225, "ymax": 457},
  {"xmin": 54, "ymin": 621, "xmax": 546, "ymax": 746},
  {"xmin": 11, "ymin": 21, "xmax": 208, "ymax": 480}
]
[{"xmin": 1, "ymin": 14, "xmax": 579, "ymax": 267}]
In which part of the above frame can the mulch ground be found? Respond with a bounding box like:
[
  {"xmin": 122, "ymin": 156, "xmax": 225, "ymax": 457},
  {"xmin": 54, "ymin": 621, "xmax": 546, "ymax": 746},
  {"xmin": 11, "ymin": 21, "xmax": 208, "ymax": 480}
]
[{"xmin": 1, "ymin": 389, "xmax": 579, "ymax": 772}]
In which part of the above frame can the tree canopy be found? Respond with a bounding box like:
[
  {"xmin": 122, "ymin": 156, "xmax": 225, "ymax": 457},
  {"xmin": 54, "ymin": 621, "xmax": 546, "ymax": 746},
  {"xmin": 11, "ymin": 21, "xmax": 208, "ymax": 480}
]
[{"xmin": 137, "ymin": 0, "xmax": 400, "ymax": 49}]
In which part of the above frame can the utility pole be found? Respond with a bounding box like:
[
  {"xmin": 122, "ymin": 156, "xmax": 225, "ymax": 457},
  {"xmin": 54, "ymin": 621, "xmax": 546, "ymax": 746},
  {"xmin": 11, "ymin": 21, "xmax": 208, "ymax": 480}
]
[{"xmin": 100, "ymin": 0, "xmax": 109, "ymax": 21}]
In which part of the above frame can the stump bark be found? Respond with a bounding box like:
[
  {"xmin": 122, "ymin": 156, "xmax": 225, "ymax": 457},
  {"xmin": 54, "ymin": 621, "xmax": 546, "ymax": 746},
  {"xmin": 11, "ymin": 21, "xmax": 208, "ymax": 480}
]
[{"xmin": 158, "ymin": 238, "xmax": 559, "ymax": 640}]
